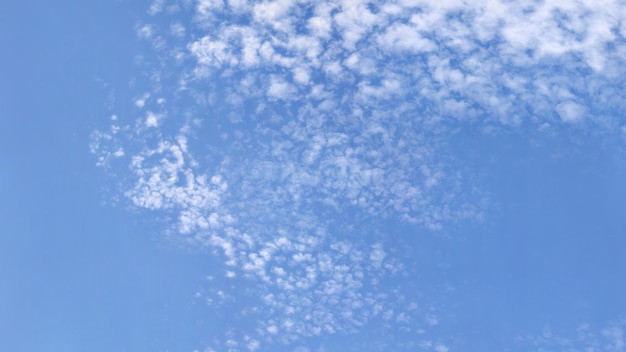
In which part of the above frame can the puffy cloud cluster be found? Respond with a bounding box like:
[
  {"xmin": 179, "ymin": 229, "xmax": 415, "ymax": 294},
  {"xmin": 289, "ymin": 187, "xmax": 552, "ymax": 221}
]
[
  {"xmin": 91, "ymin": 0, "xmax": 626, "ymax": 350},
  {"xmin": 181, "ymin": 0, "xmax": 626, "ymax": 128}
]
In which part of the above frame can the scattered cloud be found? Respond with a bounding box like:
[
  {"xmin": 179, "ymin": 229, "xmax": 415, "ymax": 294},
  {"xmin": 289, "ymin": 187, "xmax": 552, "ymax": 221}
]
[
  {"xmin": 94, "ymin": 0, "xmax": 626, "ymax": 350},
  {"xmin": 557, "ymin": 100, "xmax": 586, "ymax": 123},
  {"xmin": 517, "ymin": 321, "xmax": 626, "ymax": 352}
]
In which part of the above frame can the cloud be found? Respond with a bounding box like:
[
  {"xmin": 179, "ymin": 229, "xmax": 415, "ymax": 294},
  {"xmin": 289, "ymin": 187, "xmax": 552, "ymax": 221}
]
[
  {"xmin": 144, "ymin": 111, "xmax": 162, "ymax": 128},
  {"xmin": 557, "ymin": 101, "xmax": 586, "ymax": 123},
  {"xmin": 134, "ymin": 92, "xmax": 150, "ymax": 108},
  {"xmin": 147, "ymin": 0, "xmax": 164, "ymax": 15},
  {"xmin": 434, "ymin": 344, "xmax": 449, "ymax": 352},
  {"xmin": 603, "ymin": 325, "xmax": 625, "ymax": 352},
  {"xmin": 91, "ymin": 0, "xmax": 626, "ymax": 350},
  {"xmin": 518, "ymin": 321, "xmax": 626, "ymax": 352}
]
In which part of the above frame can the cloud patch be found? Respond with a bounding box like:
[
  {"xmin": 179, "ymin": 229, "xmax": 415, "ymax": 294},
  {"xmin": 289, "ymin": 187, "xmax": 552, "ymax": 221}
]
[{"xmin": 92, "ymin": 0, "xmax": 626, "ymax": 350}]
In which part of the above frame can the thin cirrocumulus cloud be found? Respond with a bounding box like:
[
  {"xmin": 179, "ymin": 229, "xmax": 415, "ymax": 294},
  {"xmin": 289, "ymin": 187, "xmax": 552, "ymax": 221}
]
[
  {"xmin": 91, "ymin": 0, "xmax": 626, "ymax": 350},
  {"xmin": 516, "ymin": 321, "xmax": 626, "ymax": 352}
]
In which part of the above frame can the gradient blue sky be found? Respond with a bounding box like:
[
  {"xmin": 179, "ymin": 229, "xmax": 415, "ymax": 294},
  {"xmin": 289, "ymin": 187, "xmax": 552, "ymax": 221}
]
[{"xmin": 2, "ymin": 1, "xmax": 626, "ymax": 351}]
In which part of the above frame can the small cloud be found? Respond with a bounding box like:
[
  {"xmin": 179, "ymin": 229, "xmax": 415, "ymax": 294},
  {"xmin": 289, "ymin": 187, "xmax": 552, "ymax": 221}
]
[
  {"xmin": 267, "ymin": 77, "xmax": 296, "ymax": 100},
  {"xmin": 113, "ymin": 148, "xmax": 125, "ymax": 157},
  {"xmin": 247, "ymin": 339, "xmax": 260, "ymax": 351},
  {"xmin": 145, "ymin": 111, "xmax": 162, "ymax": 128},
  {"xmin": 272, "ymin": 267, "xmax": 286, "ymax": 276},
  {"xmin": 253, "ymin": 0, "xmax": 294, "ymax": 23},
  {"xmin": 197, "ymin": 0, "xmax": 224, "ymax": 18},
  {"xmin": 602, "ymin": 325, "xmax": 624, "ymax": 351},
  {"xmin": 308, "ymin": 15, "xmax": 332, "ymax": 39},
  {"xmin": 170, "ymin": 22, "xmax": 185, "ymax": 37},
  {"xmin": 369, "ymin": 243, "xmax": 385, "ymax": 269},
  {"xmin": 425, "ymin": 314, "xmax": 439, "ymax": 326},
  {"xmin": 136, "ymin": 24, "xmax": 154, "ymax": 39},
  {"xmin": 556, "ymin": 101, "xmax": 586, "ymax": 123},
  {"xmin": 134, "ymin": 92, "xmax": 150, "ymax": 108},
  {"xmin": 147, "ymin": 0, "xmax": 164, "ymax": 15},
  {"xmin": 292, "ymin": 67, "xmax": 310, "ymax": 85},
  {"xmin": 434, "ymin": 344, "xmax": 449, "ymax": 352}
]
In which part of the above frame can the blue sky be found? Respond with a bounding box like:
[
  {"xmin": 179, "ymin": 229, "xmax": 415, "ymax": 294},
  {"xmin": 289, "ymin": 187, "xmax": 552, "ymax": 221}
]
[{"xmin": 2, "ymin": 0, "xmax": 626, "ymax": 351}]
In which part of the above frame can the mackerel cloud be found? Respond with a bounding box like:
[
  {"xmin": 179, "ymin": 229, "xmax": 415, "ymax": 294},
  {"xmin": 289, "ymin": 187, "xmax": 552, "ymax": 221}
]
[{"xmin": 91, "ymin": 0, "xmax": 626, "ymax": 350}]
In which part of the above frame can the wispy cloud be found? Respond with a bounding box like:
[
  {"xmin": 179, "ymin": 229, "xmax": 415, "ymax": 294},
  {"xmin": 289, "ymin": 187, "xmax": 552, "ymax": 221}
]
[{"xmin": 517, "ymin": 321, "xmax": 626, "ymax": 352}]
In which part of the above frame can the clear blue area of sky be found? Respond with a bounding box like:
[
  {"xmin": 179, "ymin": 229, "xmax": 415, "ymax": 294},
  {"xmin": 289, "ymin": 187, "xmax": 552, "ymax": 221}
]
[
  {"xmin": 1, "ymin": 1, "xmax": 625, "ymax": 351},
  {"xmin": 0, "ymin": 1, "xmax": 211, "ymax": 351}
]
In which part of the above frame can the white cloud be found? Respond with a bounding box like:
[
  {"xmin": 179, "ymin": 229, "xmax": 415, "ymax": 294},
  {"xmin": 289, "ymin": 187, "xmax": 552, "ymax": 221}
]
[
  {"xmin": 369, "ymin": 243, "xmax": 385, "ymax": 269},
  {"xmin": 434, "ymin": 344, "xmax": 449, "ymax": 352},
  {"xmin": 246, "ymin": 339, "xmax": 260, "ymax": 351},
  {"xmin": 520, "ymin": 321, "xmax": 626, "ymax": 352},
  {"xmin": 92, "ymin": 0, "xmax": 626, "ymax": 350},
  {"xmin": 134, "ymin": 92, "xmax": 150, "ymax": 108},
  {"xmin": 197, "ymin": 0, "xmax": 224, "ymax": 17},
  {"xmin": 292, "ymin": 66, "xmax": 310, "ymax": 85},
  {"xmin": 170, "ymin": 22, "xmax": 185, "ymax": 37},
  {"xmin": 376, "ymin": 23, "xmax": 436, "ymax": 53},
  {"xmin": 253, "ymin": 0, "xmax": 295, "ymax": 24},
  {"xmin": 556, "ymin": 101, "xmax": 586, "ymax": 123},
  {"xmin": 308, "ymin": 14, "xmax": 332, "ymax": 39},
  {"xmin": 603, "ymin": 325, "xmax": 625, "ymax": 352},
  {"xmin": 147, "ymin": 0, "xmax": 164, "ymax": 15},
  {"xmin": 425, "ymin": 314, "xmax": 439, "ymax": 327},
  {"xmin": 136, "ymin": 24, "xmax": 154, "ymax": 39},
  {"xmin": 144, "ymin": 111, "xmax": 162, "ymax": 128},
  {"xmin": 112, "ymin": 148, "xmax": 125, "ymax": 157},
  {"xmin": 266, "ymin": 76, "xmax": 295, "ymax": 100}
]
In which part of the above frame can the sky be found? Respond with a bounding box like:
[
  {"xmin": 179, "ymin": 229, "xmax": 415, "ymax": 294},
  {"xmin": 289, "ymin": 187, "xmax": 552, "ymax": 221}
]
[{"xmin": 2, "ymin": 0, "xmax": 626, "ymax": 351}]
